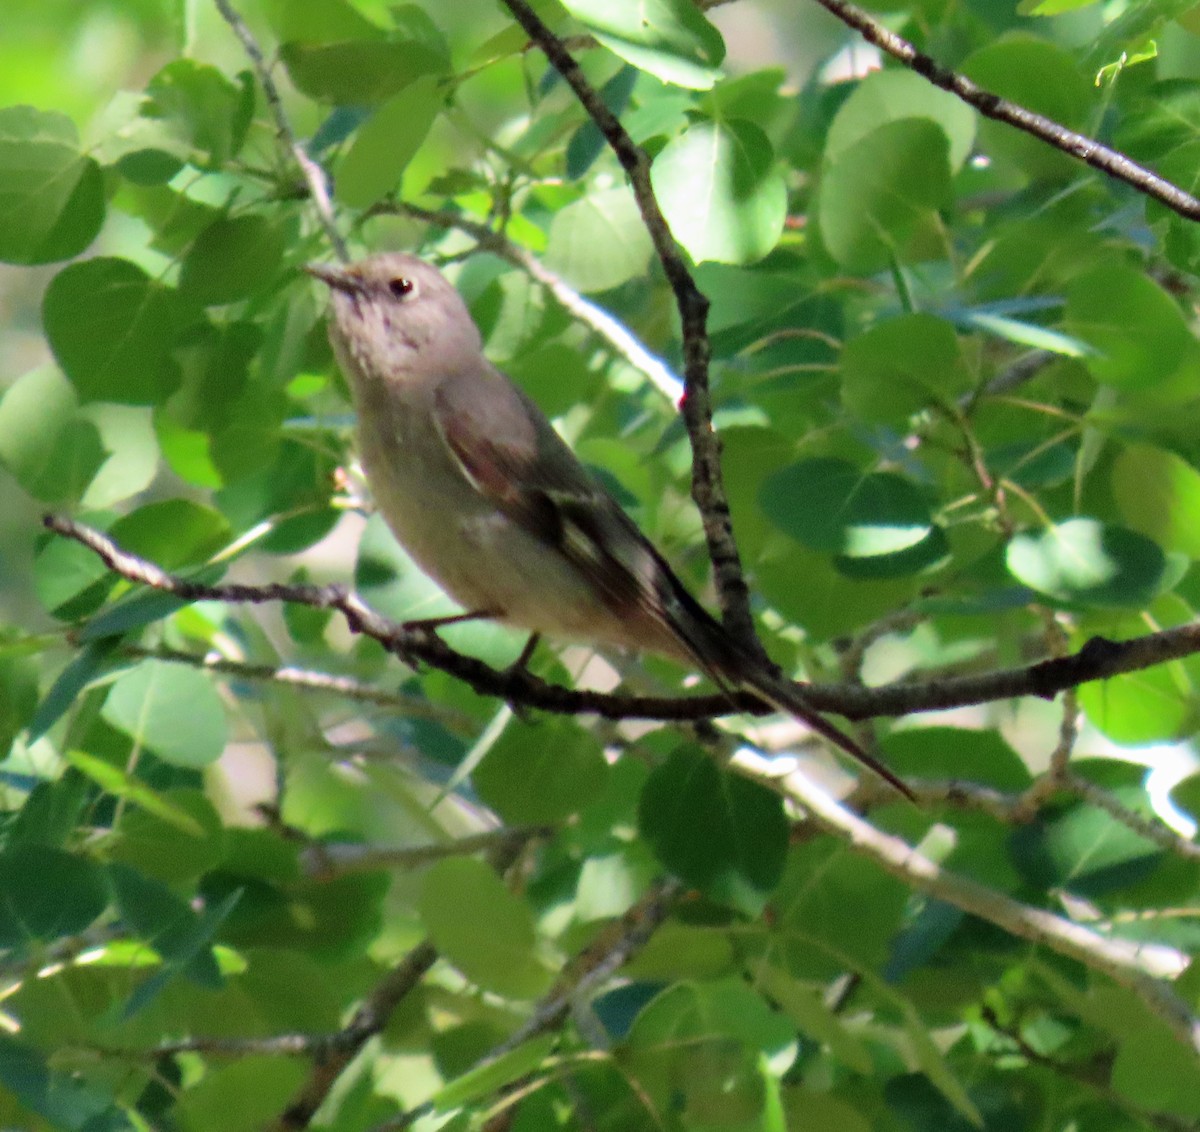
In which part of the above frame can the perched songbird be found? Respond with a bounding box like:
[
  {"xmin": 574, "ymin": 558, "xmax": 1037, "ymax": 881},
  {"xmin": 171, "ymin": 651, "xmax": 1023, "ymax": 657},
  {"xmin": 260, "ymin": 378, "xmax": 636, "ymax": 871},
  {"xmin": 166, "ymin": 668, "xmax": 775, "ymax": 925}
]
[{"xmin": 306, "ymin": 253, "xmax": 907, "ymax": 796}]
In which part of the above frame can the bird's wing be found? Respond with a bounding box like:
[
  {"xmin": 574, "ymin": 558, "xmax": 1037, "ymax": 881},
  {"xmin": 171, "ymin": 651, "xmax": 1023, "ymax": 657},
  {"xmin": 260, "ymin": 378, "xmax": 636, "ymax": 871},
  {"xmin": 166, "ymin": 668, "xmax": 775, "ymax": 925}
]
[{"xmin": 431, "ymin": 361, "xmax": 664, "ymax": 616}]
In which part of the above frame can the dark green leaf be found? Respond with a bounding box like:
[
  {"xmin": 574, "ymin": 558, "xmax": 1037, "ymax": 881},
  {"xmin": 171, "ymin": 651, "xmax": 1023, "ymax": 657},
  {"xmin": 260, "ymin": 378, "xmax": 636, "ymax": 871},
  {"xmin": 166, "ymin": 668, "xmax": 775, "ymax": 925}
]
[
  {"xmin": 0, "ymin": 105, "xmax": 104, "ymax": 264},
  {"xmin": 0, "ymin": 846, "xmax": 109, "ymax": 946},
  {"xmin": 43, "ymin": 258, "xmax": 181, "ymax": 405},
  {"xmin": 1006, "ymin": 518, "xmax": 1167, "ymax": 607},
  {"xmin": 473, "ymin": 717, "xmax": 609, "ymax": 824},
  {"xmin": 638, "ymin": 746, "xmax": 788, "ymax": 907}
]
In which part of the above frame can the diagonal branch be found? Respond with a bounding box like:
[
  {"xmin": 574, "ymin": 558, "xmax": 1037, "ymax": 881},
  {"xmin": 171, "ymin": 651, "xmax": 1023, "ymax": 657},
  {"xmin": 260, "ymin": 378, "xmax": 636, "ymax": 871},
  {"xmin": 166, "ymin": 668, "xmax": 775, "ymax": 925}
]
[
  {"xmin": 497, "ymin": 0, "xmax": 761, "ymax": 656},
  {"xmin": 811, "ymin": 0, "xmax": 1200, "ymax": 221},
  {"xmin": 739, "ymin": 751, "xmax": 1200, "ymax": 1056},
  {"xmin": 41, "ymin": 514, "xmax": 1200, "ymax": 740},
  {"xmin": 212, "ymin": 0, "xmax": 350, "ymax": 260}
]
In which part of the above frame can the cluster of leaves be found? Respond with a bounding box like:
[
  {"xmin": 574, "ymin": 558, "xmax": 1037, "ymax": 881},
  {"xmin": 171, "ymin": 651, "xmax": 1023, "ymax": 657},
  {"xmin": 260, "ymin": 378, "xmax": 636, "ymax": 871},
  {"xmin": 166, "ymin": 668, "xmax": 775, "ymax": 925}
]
[{"xmin": 0, "ymin": 0, "xmax": 1199, "ymax": 1129}]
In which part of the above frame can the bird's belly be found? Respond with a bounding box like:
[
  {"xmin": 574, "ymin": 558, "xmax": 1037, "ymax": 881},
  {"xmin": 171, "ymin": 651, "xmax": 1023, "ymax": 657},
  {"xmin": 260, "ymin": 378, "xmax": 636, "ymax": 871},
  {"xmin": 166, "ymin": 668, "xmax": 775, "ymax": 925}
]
[{"xmin": 356, "ymin": 414, "xmax": 669, "ymax": 653}]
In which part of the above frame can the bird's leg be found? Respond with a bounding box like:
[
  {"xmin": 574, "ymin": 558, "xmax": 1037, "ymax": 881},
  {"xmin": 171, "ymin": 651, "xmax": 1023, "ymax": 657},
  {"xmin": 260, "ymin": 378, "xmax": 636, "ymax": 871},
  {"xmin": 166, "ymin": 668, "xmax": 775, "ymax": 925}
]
[{"xmin": 508, "ymin": 632, "xmax": 541, "ymax": 676}]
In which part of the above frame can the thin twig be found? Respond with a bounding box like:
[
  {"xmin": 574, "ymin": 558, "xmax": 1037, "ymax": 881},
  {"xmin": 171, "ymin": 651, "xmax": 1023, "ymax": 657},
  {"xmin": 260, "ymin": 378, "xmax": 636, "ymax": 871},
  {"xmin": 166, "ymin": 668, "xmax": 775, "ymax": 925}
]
[
  {"xmin": 384, "ymin": 878, "xmax": 682, "ymax": 1132},
  {"xmin": 739, "ymin": 753, "xmax": 1200, "ymax": 1055},
  {"xmin": 375, "ymin": 202, "xmax": 683, "ymax": 402},
  {"xmin": 811, "ymin": 0, "xmax": 1200, "ymax": 221},
  {"xmin": 122, "ymin": 644, "xmax": 477, "ymax": 734},
  {"xmin": 498, "ymin": 0, "xmax": 760, "ymax": 655},
  {"xmin": 301, "ymin": 826, "xmax": 555, "ymax": 880},
  {"xmin": 271, "ymin": 834, "xmax": 532, "ymax": 1132},
  {"xmin": 212, "ymin": 0, "xmax": 350, "ymax": 261},
  {"xmin": 42, "ymin": 514, "xmax": 1200, "ymax": 729},
  {"xmin": 1066, "ymin": 773, "xmax": 1200, "ymax": 863}
]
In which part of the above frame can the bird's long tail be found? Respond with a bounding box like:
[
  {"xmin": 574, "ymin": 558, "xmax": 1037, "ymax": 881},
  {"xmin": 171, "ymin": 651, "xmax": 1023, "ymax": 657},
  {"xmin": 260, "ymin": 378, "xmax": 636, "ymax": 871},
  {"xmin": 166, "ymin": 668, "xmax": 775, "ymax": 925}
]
[{"xmin": 737, "ymin": 666, "xmax": 914, "ymax": 800}]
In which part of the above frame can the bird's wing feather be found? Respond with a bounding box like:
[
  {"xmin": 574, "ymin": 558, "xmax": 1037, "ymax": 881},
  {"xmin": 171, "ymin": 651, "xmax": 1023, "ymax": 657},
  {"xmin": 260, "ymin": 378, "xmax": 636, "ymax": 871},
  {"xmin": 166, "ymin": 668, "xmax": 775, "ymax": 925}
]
[{"xmin": 433, "ymin": 363, "xmax": 675, "ymax": 618}]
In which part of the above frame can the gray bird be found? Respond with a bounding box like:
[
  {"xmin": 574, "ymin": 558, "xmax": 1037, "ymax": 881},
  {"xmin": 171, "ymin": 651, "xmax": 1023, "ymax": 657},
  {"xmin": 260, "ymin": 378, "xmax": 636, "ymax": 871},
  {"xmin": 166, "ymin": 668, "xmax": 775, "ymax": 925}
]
[{"xmin": 306, "ymin": 253, "xmax": 907, "ymax": 797}]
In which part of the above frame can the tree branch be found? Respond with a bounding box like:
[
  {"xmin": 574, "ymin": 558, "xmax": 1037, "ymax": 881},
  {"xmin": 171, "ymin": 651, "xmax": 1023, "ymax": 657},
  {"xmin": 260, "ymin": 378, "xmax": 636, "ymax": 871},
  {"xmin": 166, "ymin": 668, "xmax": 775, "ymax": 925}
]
[
  {"xmin": 41, "ymin": 515, "xmax": 1200, "ymax": 744},
  {"xmin": 212, "ymin": 0, "xmax": 350, "ymax": 260},
  {"xmin": 739, "ymin": 752, "xmax": 1200, "ymax": 1056},
  {"xmin": 497, "ymin": 0, "xmax": 761, "ymax": 656},
  {"xmin": 811, "ymin": 0, "xmax": 1200, "ymax": 221}
]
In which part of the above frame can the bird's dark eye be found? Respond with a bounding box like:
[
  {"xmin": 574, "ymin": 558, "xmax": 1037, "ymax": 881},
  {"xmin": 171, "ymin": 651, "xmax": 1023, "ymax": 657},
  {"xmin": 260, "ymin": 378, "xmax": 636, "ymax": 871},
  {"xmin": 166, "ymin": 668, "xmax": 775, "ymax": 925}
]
[{"xmin": 388, "ymin": 277, "xmax": 415, "ymax": 299}]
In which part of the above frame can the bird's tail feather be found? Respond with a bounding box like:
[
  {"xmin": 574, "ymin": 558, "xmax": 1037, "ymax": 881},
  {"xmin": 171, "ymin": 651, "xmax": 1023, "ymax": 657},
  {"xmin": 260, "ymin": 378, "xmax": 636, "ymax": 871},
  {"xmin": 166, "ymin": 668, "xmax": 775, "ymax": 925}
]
[{"xmin": 740, "ymin": 668, "xmax": 913, "ymax": 801}]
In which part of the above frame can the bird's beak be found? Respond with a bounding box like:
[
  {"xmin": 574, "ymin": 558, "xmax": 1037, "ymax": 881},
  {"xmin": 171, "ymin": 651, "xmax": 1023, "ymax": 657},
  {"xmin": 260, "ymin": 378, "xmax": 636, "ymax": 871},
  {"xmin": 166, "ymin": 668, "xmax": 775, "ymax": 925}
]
[{"xmin": 303, "ymin": 262, "xmax": 360, "ymax": 293}]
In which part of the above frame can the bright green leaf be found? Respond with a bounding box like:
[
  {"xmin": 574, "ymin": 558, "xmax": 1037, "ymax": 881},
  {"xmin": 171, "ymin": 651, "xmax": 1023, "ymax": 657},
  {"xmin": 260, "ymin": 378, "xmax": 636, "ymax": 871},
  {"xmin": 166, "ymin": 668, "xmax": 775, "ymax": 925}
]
[
  {"xmin": 335, "ymin": 74, "xmax": 443, "ymax": 208},
  {"xmin": 0, "ymin": 105, "xmax": 104, "ymax": 264},
  {"xmin": 1064, "ymin": 264, "xmax": 1193, "ymax": 389},
  {"xmin": 418, "ymin": 858, "xmax": 554, "ymax": 999},
  {"xmin": 652, "ymin": 118, "xmax": 786, "ymax": 264},
  {"xmin": 841, "ymin": 313, "xmax": 972, "ymax": 421},
  {"xmin": 826, "ymin": 69, "xmax": 976, "ymax": 173},
  {"xmin": 818, "ymin": 118, "xmax": 950, "ymax": 271},
  {"xmin": 1112, "ymin": 444, "xmax": 1200, "ymax": 558},
  {"xmin": 101, "ymin": 660, "xmax": 228, "ymax": 768},
  {"xmin": 1006, "ymin": 518, "xmax": 1167, "ymax": 607},
  {"xmin": 559, "ymin": 0, "xmax": 725, "ymax": 90},
  {"xmin": 544, "ymin": 186, "xmax": 654, "ymax": 292}
]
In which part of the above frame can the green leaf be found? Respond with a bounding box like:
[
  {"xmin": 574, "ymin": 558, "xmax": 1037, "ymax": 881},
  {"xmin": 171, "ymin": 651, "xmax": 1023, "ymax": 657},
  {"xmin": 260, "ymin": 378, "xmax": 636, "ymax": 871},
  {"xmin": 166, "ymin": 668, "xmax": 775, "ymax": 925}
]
[
  {"xmin": 1076, "ymin": 602, "xmax": 1200, "ymax": 742},
  {"xmin": 961, "ymin": 35, "xmax": 1089, "ymax": 179},
  {"xmin": 0, "ymin": 845, "xmax": 109, "ymax": 946},
  {"xmin": 1006, "ymin": 518, "xmax": 1167, "ymax": 608},
  {"xmin": 817, "ymin": 118, "xmax": 950, "ymax": 272},
  {"xmin": 0, "ymin": 1034, "xmax": 124, "ymax": 1131},
  {"xmin": 418, "ymin": 858, "xmax": 554, "ymax": 999},
  {"xmin": 280, "ymin": 40, "xmax": 447, "ymax": 104},
  {"xmin": 101, "ymin": 660, "xmax": 228, "ymax": 768},
  {"xmin": 43, "ymin": 257, "xmax": 181, "ymax": 405},
  {"xmin": 179, "ymin": 215, "xmax": 286, "ymax": 305},
  {"xmin": 143, "ymin": 59, "xmax": 253, "ymax": 168},
  {"xmin": 7, "ymin": 772, "xmax": 88, "ymax": 850},
  {"xmin": 1112, "ymin": 443, "xmax": 1200, "ymax": 558},
  {"xmin": 27, "ymin": 638, "xmax": 121, "ymax": 741},
  {"xmin": 65, "ymin": 750, "xmax": 206, "ymax": 836},
  {"xmin": 1064, "ymin": 263, "xmax": 1193, "ymax": 389},
  {"xmin": 0, "ymin": 366, "xmax": 104, "ymax": 503},
  {"xmin": 0, "ymin": 105, "xmax": 104, "ymax": 264},
  {"xmin": 174, "ymin": 1057, "xmax": 307, "ymax": 1132},
  {"xmin": 335, "ymin": 74, "xmax": 443, "ymax": 208},
  {"xmin": 638, "ymin": 746, "xmax": 788, "ymax": 908},
  {"xmin": 880, "ymin": 728, "xmax": 1033, "ymax": 791},
  {"xmin": 559, "ymin": 0, "xmax": 725, "ymax": 90},
  {"xmin": 825, "ymin": 69, "xmax": 976, "ymax": 173},
  {"xmin": 107, "ymin": 498, "xmax": 231, "ymax": 569},
  {"xmin": 1010, "ymin": 799, "xmax": 1163, "ymax": 896},
  {"xmin": 840, "ymin": 313, "xmax": 972, "ymax": 422},
  {"xmin": 472, "ymin": 717, "xmax": 609, "ymax": 825},
  {"xmin": 434, "ymin": 1035, "xmax": 557, "ymax": 1112},
  {"xmin": 761, "ymin": 457, "xmax": 937, "ymax": 568},
  {"xmin": 543, "ymin": 186, "xmax": 654, "ymax": 292},
  {"xmin": 108, "ymin": 789, "xmax": 226, "ymax": 884},
  {"xmin": 774, "ymin": 842, "xmax": 909, "ymax": 973},
  {"xmin": 1113, "ymin": 1022, "xmax": 1200, "ymax": 1118},
  {"xmin": 651, "ymin": 118, "xmax": 786, "ymax": 264}
]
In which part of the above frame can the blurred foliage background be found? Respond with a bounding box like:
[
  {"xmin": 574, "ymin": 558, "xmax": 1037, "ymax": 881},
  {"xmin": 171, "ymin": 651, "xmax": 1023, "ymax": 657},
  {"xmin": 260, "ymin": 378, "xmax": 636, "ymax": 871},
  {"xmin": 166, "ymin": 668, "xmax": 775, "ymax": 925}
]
[{"xmin": 2, "ymin": 0, "xmax": 1200, "ymax": 1130}]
